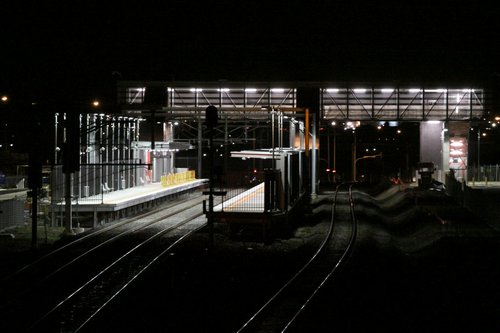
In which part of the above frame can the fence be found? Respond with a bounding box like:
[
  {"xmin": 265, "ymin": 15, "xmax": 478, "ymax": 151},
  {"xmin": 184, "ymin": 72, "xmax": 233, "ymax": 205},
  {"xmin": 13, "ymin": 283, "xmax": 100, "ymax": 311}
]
[
  {"xmin": 213, "ymin": 169, "xmax": 296, "ymax": 213},
  {"xmin": 466, "ymin": 165, "xmax": 500, "ymax": 183},
  {"xmin": 50, "ymin": 159, "xmax": 149, "ymax": 205},
  {"xmin": 214, "ymin": 170, "xmax": 266, "ymax": 212}
]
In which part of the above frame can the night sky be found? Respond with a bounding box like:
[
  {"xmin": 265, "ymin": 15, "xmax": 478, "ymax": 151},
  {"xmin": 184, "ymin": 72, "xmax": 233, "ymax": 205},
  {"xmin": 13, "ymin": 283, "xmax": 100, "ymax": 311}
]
[
  {"xmin": 2, "ymin": 1, "xmax": 500, "ymax": 98},
  {"xmin": 1, "ymin": 1, "xmax": 500, "ymax": 169}
]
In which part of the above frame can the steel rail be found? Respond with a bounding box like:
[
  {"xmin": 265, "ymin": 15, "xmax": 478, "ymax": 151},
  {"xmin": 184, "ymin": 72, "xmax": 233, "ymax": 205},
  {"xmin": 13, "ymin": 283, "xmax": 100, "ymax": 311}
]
[
  {"xmin": 0, "ymin": 195, "xmax": 207, "ymax": 311},
  {"xmin": 29, "ymin": 211, "xmax": 206, "ymax": 332},
  {"xmin": 75, "ymin": 219, "xmax": 208, "ymax": 332},
  {"xmin": 282, "ymin": 184, "xmax": 357, "ymax": 332},
  {"xmin": 236, "ymin": 182, "xmax": 357, "ymax": 333},
  {"xmin": 1, "ymin": 192, "xmax": 204, "ymax": 283}
]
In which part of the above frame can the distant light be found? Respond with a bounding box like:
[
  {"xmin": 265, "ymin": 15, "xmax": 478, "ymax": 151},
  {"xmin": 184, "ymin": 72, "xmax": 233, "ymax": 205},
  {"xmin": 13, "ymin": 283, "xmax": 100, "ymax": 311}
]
[
  {"xmin": 353, "ymin": 88, "xmax": 366, "ymax": 94},
  {"xmin": 203, "ymin": 153, "xmax": 207, "ymax": 157},
  {"xmin": 482, "ymin": 132, "xmax": 487, "ymax": 137},
  {"xmin": 397, "ymin": 129, "xmax": 402, "ymax": 134},
  {"xmin": 345, "ymin": 121, "xmax": 360, "ymax": 130},
  {"xmin": 245, "ymin": 88, "xmax": 257, "ymax": 93},
  {"xmin": 173, "ymin": 121, "xmax": 179, "ymax": 126},
  {"xmin": 253, "ymin": 169, "xmax": 257, "ymax": 173},
  {"xmin": 271, "ymin": 88, "xmax": 285, "ymax": 93},
  {"xmin": 381, "ymin": 88, "xmax": 394, "ymax": 93},
  {"xmin": 331, "ymin": 121, "xmax": 336, "ymax": 126},
  {"xmin": 495, "ymin": 116, "xmax": 500, "ymax": 121},
  {"xmin": 10, "ymin": 143, "xmax": 13, "ymax": 147},
  {"xmin": 92, "ymin": 100, "xmax": 100, "ymax": 107},
  {"xmin": 377, "ymin": 125, "xmax": 382, "ymax": 130},
  {"xmin": 1, "ymin": 95, "xmax": 8, "ymax": 102},
  {"xmin": 326, "ymin": 88, "xmax": 339, "ymax": 93}
]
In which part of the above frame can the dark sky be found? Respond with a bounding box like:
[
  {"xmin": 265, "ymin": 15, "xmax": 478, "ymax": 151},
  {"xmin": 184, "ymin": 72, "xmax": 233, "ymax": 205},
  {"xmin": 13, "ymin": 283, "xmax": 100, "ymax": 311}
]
[{"xmin": 2, "ymin": 1, "xmax": 500, "ymax": 101}]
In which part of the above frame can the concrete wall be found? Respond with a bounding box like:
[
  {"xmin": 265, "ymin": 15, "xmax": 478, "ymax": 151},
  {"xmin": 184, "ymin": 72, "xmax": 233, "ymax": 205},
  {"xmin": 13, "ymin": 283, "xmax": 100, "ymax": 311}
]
[{"xmin": 420, "ymin": 121, "xmax": 445, "ymax": 182}]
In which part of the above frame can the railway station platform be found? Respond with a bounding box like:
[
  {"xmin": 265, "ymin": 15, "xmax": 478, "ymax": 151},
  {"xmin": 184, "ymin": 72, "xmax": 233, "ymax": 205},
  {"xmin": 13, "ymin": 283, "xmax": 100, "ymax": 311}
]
[
  {"xmin": 50, "ymin": 179, "xmax": 208, "ymax": 227},
  {"xmin": 213, "ymin": 181, "xmax": 305, "ymax": 243}
]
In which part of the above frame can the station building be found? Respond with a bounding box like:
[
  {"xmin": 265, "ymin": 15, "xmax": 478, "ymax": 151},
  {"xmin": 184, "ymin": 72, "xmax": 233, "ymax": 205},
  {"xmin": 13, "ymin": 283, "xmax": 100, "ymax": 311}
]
[
  {"xmin": 115, "ymin": 81, "xmax": 486, "ymax": 183},
  {"xmin": 45, "ymin": 81, "xmax": 489, "ymax": 234}
]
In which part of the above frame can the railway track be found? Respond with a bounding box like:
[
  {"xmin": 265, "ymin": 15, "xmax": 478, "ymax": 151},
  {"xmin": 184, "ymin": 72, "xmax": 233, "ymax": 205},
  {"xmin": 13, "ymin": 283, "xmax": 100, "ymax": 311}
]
[
  {"xmin": 236, "ymin": 183, "xmax": 358, "ymax": 333},
  {"xmin": 0, "ymin": 191, "xmax": 233, "ymax": 333}
]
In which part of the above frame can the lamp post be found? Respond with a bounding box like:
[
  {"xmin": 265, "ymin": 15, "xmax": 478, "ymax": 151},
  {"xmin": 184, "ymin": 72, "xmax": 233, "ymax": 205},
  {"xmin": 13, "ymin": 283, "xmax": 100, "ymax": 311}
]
[
  {"xmin": 477, "ymin": 127, "xmax": 481, "ymax": 181},
  {"xmin": 353, "ymin": 153, "xmax": 383, "ymax": 181}
]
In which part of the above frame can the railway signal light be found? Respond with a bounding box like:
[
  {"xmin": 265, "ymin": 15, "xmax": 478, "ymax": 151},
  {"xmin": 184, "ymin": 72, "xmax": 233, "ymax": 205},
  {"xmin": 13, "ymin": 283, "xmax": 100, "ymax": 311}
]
[{"xmin": 205, "ymin": 105, "xmax": 218, "ymax": 129}]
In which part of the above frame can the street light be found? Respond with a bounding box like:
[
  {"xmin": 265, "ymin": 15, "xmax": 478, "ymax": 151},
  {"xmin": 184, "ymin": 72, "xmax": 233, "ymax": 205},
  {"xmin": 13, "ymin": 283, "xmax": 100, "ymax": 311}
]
[
  {"xmin": 477, "ymin": 128, "xmax": 486, "ymax": 181},
  {"xmin": 353, "ymin": 153, "xmax": 383, "ymax": 181},
  {"xmin": 477, "ymin": 128, "xmax": 481, "ymax": 180}
]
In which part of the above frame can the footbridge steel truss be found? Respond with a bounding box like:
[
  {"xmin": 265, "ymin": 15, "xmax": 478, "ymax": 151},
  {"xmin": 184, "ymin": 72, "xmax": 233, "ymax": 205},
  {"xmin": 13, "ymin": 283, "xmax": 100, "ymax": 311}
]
[{"xmin": 117, "ymin": 81, "xmax": 485, "ymax": 122}]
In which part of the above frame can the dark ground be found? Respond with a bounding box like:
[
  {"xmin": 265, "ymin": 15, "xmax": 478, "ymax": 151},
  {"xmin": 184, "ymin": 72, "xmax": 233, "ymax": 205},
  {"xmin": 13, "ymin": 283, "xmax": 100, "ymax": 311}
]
[
  {"xmin": 81, "ymin": 185, "xmax": 500, "ymax": 333},
  {"xmin": 1, "ymin": 184, "xmax": 500, "ymax": 332}
]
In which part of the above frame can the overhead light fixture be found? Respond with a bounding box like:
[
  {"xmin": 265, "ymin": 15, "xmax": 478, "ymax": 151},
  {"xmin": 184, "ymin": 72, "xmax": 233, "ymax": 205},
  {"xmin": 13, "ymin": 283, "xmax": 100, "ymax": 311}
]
[{"xmin": 353, "ymin": 88, "xmax": 366, "ymax": 93}]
